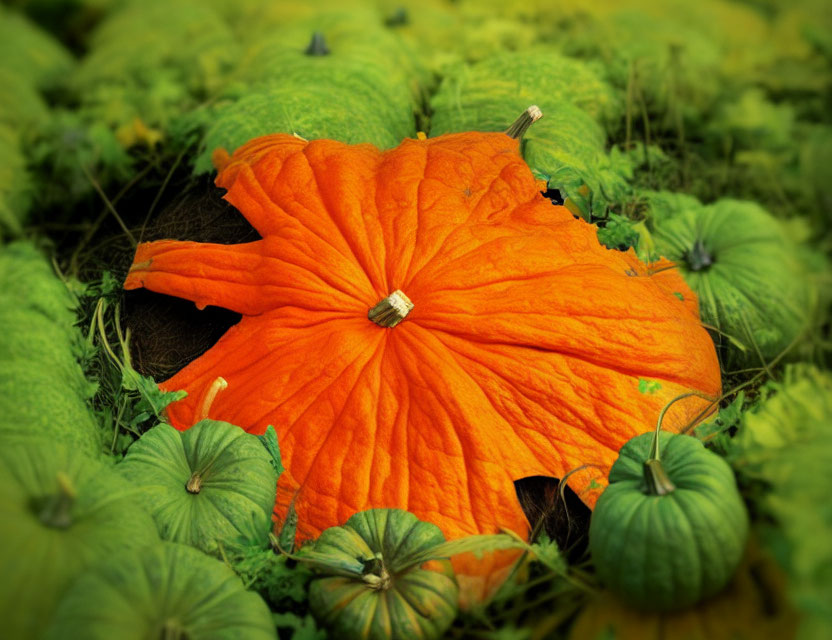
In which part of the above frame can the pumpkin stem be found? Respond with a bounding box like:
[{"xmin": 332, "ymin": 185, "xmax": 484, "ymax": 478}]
[
  {"xmin": 644, "ymin": 391, "xmax": 717, "ymax": 494},
  {"xmin": 643, "ymin": 459, "xmax": 677, "ymax": 496},
  {"xmin": 685, "ymin": 239, "xmax": 713, "ymax": 272},
  {"xmin": 361, "ymin": 555, "xmax": 391, "ymax": 590},
  {"xmin": 368, "ymin": 290, "xmax": 414, "ymax": 328},
  {"xmin": 196, "ymin": 376, "xmax": 228, "ymax": 422},
  {"xmin": 37, "ymin": 472, "xmax": 76, "ymax": 529},
  {"xmin": 186, "ymin": 472, "xmax": 202, "ymax": 494},
  {"xmin": 505, "ymin": 106, "xmax": 543, "ymax": 140},
  {"xmin": 305, "ymin": 32, "xmax": 330, "ymax": 56},
  {"xmin": 160, "ymin": 619, "xmax": 190, "ymax": 640},
  {"xmin": 385, "ymin": 7, "xmax": 409, "ymax": 27},
  {"xmin": 648, "ymin": 391, "xmax": 716, "ymax": 462}
]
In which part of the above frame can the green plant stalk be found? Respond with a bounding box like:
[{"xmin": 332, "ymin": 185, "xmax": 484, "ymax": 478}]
[{"xmin": 645, "ymin": 391, "xmax": 715, "ymax": 495}]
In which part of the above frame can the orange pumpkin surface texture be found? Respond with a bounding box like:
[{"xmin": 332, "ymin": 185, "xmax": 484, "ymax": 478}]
[{"xmin": 125, "ymin": 131, "xmax": 720, "ymax": 595}]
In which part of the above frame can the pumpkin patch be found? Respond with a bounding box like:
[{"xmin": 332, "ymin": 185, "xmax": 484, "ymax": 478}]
[{"xmin": 1, "ymin": 0, "xmax": 830, "ymax": 638}]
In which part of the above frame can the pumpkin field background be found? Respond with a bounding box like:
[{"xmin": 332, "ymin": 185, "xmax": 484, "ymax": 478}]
[{"xmin": 0, "ymin": 0, "xmax": 830, "ymax": 638}]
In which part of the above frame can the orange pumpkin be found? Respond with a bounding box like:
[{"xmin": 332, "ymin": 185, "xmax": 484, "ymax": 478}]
[{"xmin": 125, "ymin": 122, "xmax": 720, "ymax": 602}]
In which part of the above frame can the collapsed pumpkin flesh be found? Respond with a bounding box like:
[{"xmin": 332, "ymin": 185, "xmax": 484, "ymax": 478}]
[{"xmin": 124, "ymin": 129, "xmax": 721, "ymax": 593}]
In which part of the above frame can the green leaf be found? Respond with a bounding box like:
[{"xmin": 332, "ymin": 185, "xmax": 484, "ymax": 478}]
[
  {"xmin": 277, "ymin": 501, "xmax": 299, "ymax": 553},
  {"xmin": 529, "ymin": 532, "xmax": 566, "ymax": 574},
  {"xmin": 258, "ymin": 425, "xmax": 284, "ymax": 477},
  {"xmin": 406, "ymin": 533, "xmax": 526, "ymax": 567},
  {"xmin": 229, "ymin": 543, "xmax": 314, "ymax": 610},
  {"xmin": 597, "ymin": 213, "xmax": 640, "ymax": 251},
  {"xmin": 272, "ymin": 613, "xmax": 327, "ymax": 640},
  {"xmin": 732, "ymin": 365, "xmax": 832, "ymax": 634},
  {"xmin": 120, "ymin": 364, "xmax": 187, "ymax": 419},
  {"xmin": 695, "ymin": 392, "xmax": 745, "ymax": 441},
  {"xmin": 638, "ymin": 378, "xmax": 662, "ymax": 394}
]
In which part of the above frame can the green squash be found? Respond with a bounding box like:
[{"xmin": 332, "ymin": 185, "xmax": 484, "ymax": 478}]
[
  {"xmin": 651, "ymin": 199, "xmax": 813, "ymax": 367},
  {"xmin": 0, "ymin": 441, "xmax": 159, "ymax": 639},
  {"xmin": 0, "ymin": 242, "xmax": 102, "ymax": 456},
  {"xmin": 70, "ymin": 0, "xmax": 237, "ymax": 146},
  {"xmin": 429, "ymin": 50, "xmax": 629, "ymax": 217},
  {"xmin": 589, "ymin": 419, "xmax": 749, "ymax": 611},
  {"xmin": 46, "ymin": 541, "xmax": 276, "ymax": 640},
  {"xmin": 305, "ymin": 509, "xmax": 458, "ymax": 640},
  {"xmin": 119, "ymin": 419, "xmax": 277, "ymax": 555},
  {"xmin": 0, "ymin": 125, "xmax": 31, "ymax": 236},
  {"xmin": 192, "ymin": 13, "xmax": 429, "ymax": 173}
]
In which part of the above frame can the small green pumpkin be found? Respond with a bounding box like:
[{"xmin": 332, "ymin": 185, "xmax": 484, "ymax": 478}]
[
  {"xmin": 651, "ymin": 199, "xmax": 812, "ymax": 367},
  {"xmin": 0, "ymin": 441, "xmax": 158, "ymax": 639},
  {"xmin": 119, "ymin": 419, "xmax": 277, "ymax": 555},
  {"xmin": 304, "ymin": 509, "xmax": 459, "ymax": 640},
  {"xmin": 589, "ymin": 397, "xmax": 749, "ymax": 611},
  {"xmin": 46, "ymin": 541, "xmax": 276, "ymax": 640}
]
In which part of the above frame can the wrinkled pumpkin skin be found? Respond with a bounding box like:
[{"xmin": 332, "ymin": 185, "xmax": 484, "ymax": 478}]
[
  {"xmin": 0, "ymin": 441, "xmax": 159, "ymax": 640},
  {"xmin": 119, "ymin": 419, "xmax": 277, "ymax": 555},
  {"xmin": 589, "ymin": 432, "xmax": 749, "ymax": 611},
  {"xmin": 125, "ymin": 131, "xmax": 721, "ymax": 598},
  {"xmin": 46, "ymin": 541, "xmax": 276, "ymax": 640},
  {"xmin": 307, "ymin": 509, "xmax": 458, "ymax": 640}
]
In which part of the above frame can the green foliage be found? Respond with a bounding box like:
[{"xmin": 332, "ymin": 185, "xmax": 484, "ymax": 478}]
[
  {"xmin": 259, "ymin": 425, "xmax": 285, "ymax": 477},
  {"xmin": 229, "ymin": 543, "xmax": 315, "ymax": 610},
  {"xmin": 83, "ymin": 291, "xmax": 186, "ymax": 457},
  {"xmin": 28, "ymin": 109, "xmax": 133, "ymax": 208},
  {"xmin": 0, "ymin": 5, "xmax": 74, "ymax": 90},
  {"xmin": 528, "ymin": 532, "xmax": 567, "ymax": 574},
  {"xmin": 637, "ymin": 378, "xmax": 662, "ymax": 394},
  {"xmin": 0, "ymin": 68, "xmax": 50, "ymax": 132},
  {"xmin": 732, "ymin": 365, "xmax": 832, "ymax": 638},
  {"xmin": 694, "ymin": 392, "xmax": 746, "ymax": 455},
  {"xmin": 273, "ymin": 613, "xmax": 328, "ymax": 640},
  {"xmin": 596, "ymin": 213, "xmax": 640, "ymax": 251}
]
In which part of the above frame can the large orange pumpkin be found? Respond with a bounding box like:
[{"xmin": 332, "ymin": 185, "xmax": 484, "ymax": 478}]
[{"xmin": 125, "ymin": 123, "xmax": 721, "ymax": 602}]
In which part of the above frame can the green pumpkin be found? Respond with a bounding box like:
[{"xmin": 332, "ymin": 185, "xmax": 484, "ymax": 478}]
[
  {"xmin": 119, "ymin": 419, "xmax": 277, "ymax": 555},
  {"xmin": 0, "ymin": 441, "xmax": 159, "ymax": 639},
  {"xmin": 193, "ymin": 13, "xmax": 429, "ymax": 173},
  {"xmin": 305, "ymin": 509, "xmax": 459, "ymax": 640},
  {"xmin": 46, "ymin": 541, "xmax": 276, "ymax": 640},
  {"xmin": 429, "ymin": 50, "xmax": 629, "ymax": 217},
  {"xmin": 0, "ymin": 242, "xmax": 102, "ymax": 456},
  {"xmin": 651, "ymin": 199, "xmax": 813, "ymax": 367},
  {"xmin": 589, "ymin": 430, "xmax": 749, "ymax": 611}
]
